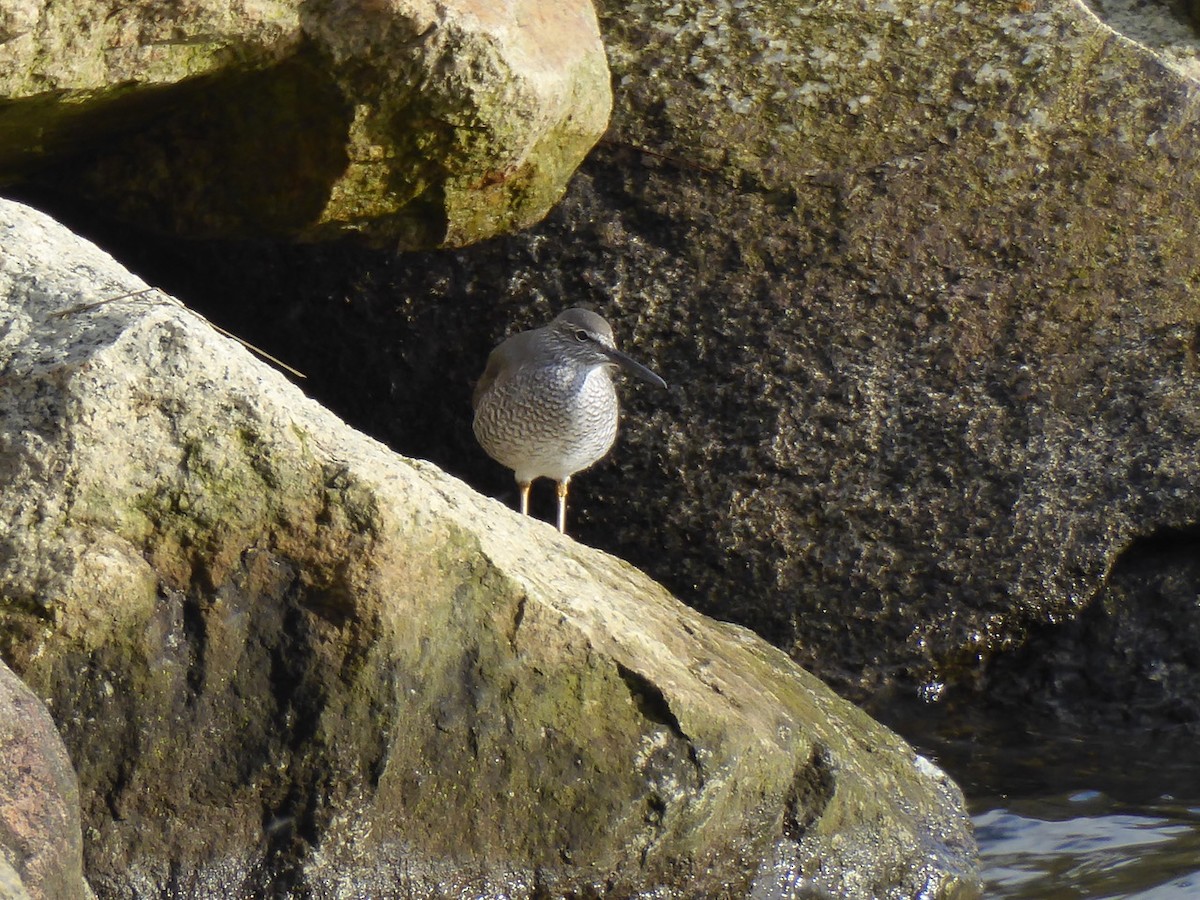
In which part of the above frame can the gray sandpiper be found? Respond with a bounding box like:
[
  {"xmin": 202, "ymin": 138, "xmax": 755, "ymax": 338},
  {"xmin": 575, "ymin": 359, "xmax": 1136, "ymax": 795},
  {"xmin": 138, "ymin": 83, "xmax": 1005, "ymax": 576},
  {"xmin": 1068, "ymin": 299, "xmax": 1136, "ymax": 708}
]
[{"xmin": 472, "ymin": 308, "xmax": 666, "ymax": 533}]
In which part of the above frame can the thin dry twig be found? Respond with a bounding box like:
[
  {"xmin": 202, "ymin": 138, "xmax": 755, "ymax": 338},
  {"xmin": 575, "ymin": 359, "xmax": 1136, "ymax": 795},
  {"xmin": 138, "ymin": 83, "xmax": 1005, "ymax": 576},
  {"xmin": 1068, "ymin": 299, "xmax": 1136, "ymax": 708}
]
[{"xmin": 51, "ymin": 286, "xmax": 308, "ymax": 380}]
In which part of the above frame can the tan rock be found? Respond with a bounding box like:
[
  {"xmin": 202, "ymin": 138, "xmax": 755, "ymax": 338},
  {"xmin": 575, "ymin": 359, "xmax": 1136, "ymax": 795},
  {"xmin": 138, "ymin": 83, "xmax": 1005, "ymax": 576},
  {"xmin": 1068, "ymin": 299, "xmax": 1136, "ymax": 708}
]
[
  {"xmin": 0, "ymin": 0, "xmax": 610, "ymax": 246},
  {"xmin": 0, "ymin": 197, "xmax": 977, "ymax": 897}
]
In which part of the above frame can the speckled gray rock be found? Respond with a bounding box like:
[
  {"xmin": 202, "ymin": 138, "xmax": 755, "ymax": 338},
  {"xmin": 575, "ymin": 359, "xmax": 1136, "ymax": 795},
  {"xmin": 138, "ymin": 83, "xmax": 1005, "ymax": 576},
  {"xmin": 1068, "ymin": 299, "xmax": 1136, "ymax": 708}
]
[
  {"xmin": 582, "ymin": 0, "xmax": 1200, "ymax": 704},
  {"xmin": 978, "ymin": 528, "xmax": 1200, "ymax": 728},
  {"xmin": 0, "ymin": 662, "xmax": 90, "ymax": 900},
  {"xmin": 0, "ymin": 0, "xmax": 610, "ymax": 246},
  {"xmin": 0, "ymin": 198, "xmax": 978, "ymax": 898},
  {"xmin": 1083, "ymin": 0, "xmax": 1200, "ymax": 78}
]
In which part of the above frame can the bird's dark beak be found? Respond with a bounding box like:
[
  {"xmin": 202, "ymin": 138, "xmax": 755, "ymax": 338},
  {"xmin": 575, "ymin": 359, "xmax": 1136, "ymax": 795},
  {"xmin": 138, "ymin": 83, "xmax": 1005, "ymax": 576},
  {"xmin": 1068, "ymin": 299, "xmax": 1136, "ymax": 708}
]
[{"xmin": 602, "ymin": 346, "xmax": 667, "ymax": 389}]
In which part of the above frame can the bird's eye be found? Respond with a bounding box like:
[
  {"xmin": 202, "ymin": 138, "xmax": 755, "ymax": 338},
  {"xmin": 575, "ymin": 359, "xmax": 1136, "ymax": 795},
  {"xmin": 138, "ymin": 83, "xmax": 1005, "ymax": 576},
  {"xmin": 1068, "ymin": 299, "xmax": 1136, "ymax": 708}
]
[{"xmin": 573, "ymin": 329, "xmax": 589, "ymax": 342}]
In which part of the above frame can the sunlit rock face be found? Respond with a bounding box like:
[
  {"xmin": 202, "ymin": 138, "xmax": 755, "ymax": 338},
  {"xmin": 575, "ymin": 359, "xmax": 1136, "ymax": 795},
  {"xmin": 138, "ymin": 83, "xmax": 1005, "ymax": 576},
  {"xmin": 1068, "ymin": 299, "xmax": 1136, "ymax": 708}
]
[
  {"xmin": 0, "ymin": 0, "xmax": 611, "ymax": 247},
  {"xmin": 133, "ymin": 0, "xmax": 1200, "ymax": 713},
  {"xmin": 571, "ymin": 0, "xmax": 1200, "ymax": 703},
  {"xmin": 0, "ymin": 197, "xmax": 979, "ymax": 898},
  {"xmin": 7, "ymin": 0, "xmax": 1198, "ymax": 744}
]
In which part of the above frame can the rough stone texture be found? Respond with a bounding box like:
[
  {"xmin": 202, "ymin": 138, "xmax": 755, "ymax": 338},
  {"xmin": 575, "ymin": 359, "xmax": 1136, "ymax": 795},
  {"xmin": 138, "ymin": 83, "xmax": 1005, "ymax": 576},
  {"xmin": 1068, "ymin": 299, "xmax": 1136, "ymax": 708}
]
[
  {"xmin": 0, "ymin": 662, "xmax": 90, "ymax": 900},
  {"xmin": 0, "ymin": 198, "xmax": 978, "ymax": 898},
  {"xmin": 1083, "ymin": 0, "xmax": 1200, "ymax": 79},
  {"xmin": 0, "ymin": 0, "xmax": 610, "ymax": 246},
  {"xmin": 977, "ymin": 525, "xmax": 1200, "ymax": 729},
  {"xmin": 0, "ymin": 855, "xmax": 32, "ymax": 900},
  {"xmin": 78, "ymin": 0, "xmax": 1200, "ymax": 718},
  {"xmin": 583, "ymin": 0, "xmax": 1200, "ymax": 708}
]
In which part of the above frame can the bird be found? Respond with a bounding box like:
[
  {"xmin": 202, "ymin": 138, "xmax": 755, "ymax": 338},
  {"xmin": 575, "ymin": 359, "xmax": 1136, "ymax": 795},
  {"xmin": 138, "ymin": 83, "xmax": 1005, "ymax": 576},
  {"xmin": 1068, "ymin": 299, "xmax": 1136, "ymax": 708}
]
[{"xmin": 472, "ymin": 308, "xmax": 667, "ymax": 533}]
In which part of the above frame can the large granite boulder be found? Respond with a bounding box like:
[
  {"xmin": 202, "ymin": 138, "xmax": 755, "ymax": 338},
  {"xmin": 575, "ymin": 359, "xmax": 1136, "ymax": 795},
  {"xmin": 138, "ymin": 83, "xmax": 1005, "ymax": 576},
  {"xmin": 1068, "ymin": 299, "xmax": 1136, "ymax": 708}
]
[
  {"xmin": 0, "ymin": 198, "xmax": 978, "ymax": 896},
  {"xmin": 587, "ymin": 0, "xmax": 1200, "ymax": 708},
  {"xmin": 0, "ymin": 661, "xmax": 90, "ymax": 900},
  {"xmin": 0, "ymin": 0, "xmax": 610, "ymax": 246}
]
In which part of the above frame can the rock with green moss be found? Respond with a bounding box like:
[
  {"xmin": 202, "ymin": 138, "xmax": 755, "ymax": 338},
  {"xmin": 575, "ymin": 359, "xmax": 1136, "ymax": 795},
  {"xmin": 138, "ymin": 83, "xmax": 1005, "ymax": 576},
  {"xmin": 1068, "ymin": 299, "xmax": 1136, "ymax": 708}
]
[
  {"xmin": 0, "ymin": 197, "xmax": 978, "ymax": 896},
  {"xmin": 65, "ymin": 0, "xmax": 1200, "ymax": 721},
  {"xmin": 281, "ymin": 0, "xmax": 1200, "ymax": 715},
  {"xmin": 0, "ymin": 0, "xmax": 610, "ymax": 247}
]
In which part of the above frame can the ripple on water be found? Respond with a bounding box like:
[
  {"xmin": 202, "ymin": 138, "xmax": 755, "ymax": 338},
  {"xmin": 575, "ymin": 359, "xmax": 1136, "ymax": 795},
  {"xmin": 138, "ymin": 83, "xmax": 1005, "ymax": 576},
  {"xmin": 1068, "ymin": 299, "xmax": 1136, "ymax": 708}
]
[{"xmin": 974, "ymin": 793, "xmax": 1200, "ymax": 899}]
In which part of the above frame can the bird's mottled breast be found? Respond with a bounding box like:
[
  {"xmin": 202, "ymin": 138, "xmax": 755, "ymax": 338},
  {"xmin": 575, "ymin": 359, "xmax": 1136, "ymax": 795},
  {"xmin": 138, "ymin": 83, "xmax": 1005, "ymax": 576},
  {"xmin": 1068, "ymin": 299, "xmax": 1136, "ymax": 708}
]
[{"xmin": 473, "ymin": 361, "xmax": 620, "ymax": 482}]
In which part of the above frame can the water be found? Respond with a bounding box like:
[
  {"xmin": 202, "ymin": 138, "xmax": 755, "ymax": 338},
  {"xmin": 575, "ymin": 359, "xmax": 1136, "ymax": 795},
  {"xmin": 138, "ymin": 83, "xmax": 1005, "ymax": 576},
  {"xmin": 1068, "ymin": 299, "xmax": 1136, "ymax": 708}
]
[
  {"xmin": 974, "ymin": 794, "xmax": 1200, "ymax": 898},
  {"xmin": 872, "ymin": 700, "xmax": 1200, "ymax": 899}
]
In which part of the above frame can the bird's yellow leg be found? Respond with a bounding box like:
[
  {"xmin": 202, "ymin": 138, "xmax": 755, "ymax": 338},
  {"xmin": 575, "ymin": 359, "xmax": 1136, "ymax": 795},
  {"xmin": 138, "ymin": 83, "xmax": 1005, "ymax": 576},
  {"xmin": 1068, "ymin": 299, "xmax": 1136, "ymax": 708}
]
[
  {"xmin": 518, "ymin": 481, "xmax": 531, "ymax": 516},
  {"xmin": 555, "ymin": 477, "xmax": 570, "ymax": 534}
]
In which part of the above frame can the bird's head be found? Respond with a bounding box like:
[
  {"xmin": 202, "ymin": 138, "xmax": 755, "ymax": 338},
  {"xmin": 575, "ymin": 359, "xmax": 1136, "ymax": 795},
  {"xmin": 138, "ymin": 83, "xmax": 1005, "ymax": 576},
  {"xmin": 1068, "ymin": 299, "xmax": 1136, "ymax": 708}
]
[{"xmin": 550, "ymin": 308, "xmax": 666, "ymax": 389}]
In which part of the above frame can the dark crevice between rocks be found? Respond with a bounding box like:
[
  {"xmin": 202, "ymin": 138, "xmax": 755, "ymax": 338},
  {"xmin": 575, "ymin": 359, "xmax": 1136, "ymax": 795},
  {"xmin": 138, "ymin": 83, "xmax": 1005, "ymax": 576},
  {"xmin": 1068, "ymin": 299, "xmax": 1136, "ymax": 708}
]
[
  {"xmin": 7, "ymin": 41, "xmax": 354, "ymax": 241},
  {"xmin": 644, "ymin": 793, "xmax": 667, "ymax": 828},
  {"xmin": 0, "ymin": 78, "xmax": 194, "ymax": 178},
  {"xmin": 638, "ymin": 793, "xmax": 669, "ymax": 868},
  {"xmin": 509, "ymin": 593, "xmax": 528, "ymax": 650},
  {"xmin": 181, "ymin": 592, "xmax": 206, "ymax": 700},
  {"xmin": 782, "ymin": 745, "xmax": 835, "ymax": 843},
  {"xmin": 970, "ymin": 521, "xmax": 1200, "ymax": 728},
  {"xmin": 1120, "ymin": 521, "xmax": 1200, "ymax": 557},
  {"xmin": 873, "ymin": 521, "xmax": 1200, "ymax": 793},
  {"xmin": 103, "ymin": 751, "xmax": 134, "ymax": 824}
]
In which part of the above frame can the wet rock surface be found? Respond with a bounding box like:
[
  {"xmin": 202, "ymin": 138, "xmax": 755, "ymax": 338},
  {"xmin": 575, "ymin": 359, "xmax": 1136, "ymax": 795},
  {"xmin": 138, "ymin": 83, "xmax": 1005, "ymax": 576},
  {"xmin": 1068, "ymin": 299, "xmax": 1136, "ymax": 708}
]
[{"xmin": 974, "ymin": 525, "xmax": 1200, "ymax": 731}]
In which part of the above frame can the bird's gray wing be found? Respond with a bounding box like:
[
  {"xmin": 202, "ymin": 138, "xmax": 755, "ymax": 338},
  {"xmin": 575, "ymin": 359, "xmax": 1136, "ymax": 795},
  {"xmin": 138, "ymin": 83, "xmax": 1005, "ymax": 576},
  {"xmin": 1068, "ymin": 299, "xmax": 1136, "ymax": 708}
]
[
  {"xmin": 472, "ymin": 348, "xmax": 505, "ymax": 411},
  {"xmin": 472, "ymin": 331, "xmax": 538, "ymax": 410}
]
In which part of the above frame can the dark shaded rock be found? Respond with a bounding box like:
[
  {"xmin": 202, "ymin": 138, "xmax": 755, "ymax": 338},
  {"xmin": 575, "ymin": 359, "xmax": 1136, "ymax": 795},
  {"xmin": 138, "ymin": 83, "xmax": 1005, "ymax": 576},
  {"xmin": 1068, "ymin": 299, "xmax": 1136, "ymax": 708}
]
[
  {"xmin": 970, "ymin": 525, "xmax": 1200, "ymax": 730},
  {"xmin": 1082, "ymin": 0, "xmax": 1200, "ymax": 75},
  {"xmin": 0, "ymin": 661, "xmax": 90, "ymax": 900}
]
